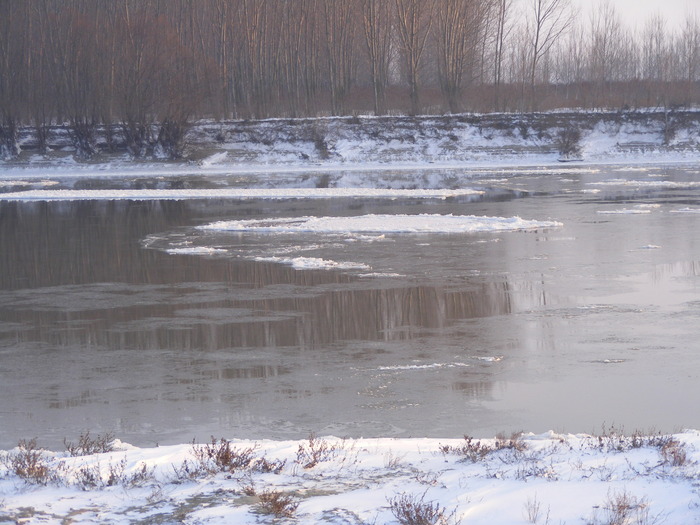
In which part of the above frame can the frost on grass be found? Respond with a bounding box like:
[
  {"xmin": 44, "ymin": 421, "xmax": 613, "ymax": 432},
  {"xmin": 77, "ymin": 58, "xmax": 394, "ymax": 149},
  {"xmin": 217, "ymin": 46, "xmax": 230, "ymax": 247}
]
[{"xmin": 1, "ymin": 430, "xmax": 699, "ymax": 524}]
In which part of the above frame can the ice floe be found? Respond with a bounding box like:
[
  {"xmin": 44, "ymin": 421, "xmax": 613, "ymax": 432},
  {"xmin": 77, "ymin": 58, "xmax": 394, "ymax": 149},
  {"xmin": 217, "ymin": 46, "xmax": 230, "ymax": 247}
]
[{"xmin": 199, "ymin": 214, "xmax": 563, "ymax": 234}]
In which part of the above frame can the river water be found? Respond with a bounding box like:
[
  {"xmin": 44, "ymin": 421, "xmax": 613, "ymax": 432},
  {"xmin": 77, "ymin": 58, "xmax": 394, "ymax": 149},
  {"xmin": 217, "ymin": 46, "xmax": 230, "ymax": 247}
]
[{"xmin": 1, "ymin": 165, "xmax": 700, "ymax": 448}]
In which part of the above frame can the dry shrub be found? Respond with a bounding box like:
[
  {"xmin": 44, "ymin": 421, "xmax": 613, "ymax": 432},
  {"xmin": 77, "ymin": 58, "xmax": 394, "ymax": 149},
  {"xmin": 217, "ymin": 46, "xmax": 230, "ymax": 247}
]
[
  {"xmin": 257, "ymin": 489, "xmax": 299, "ymax": 518},
  {"xmin": 591, "ymin": 426, "xmax": 684, "ymax": 456},
  {"xmin": 173, "ymin": 438, "xmax": 285, "ymax": 480},
  {"xmin": 72, "ymin": 458, "xmax": 154, "ymax": 490},
  {"xmin": 251, "ymin": 456, "xmax": 286, "ymax": 474},
  {"xmin": 659, "ymin": 438, "xmax": 687, "ymax": 467},
  {"xmin": 192, "ymin": 437, "xmax": 258, "ymax": 473},
  {"xmin": 296, "ymin": 433, "xmax": 343, "ymax": 469},
  {"xmin": 64, "ymin": 431, "xmax": 115, "ymax": 457},
  {"xmin": 524, "ymin": 494, "xmax": 542, "ymax": 524},
  {"xmin": 440, "ymin": 433, "xmax": 526, "ymax": 462},
  {"xmin": 388, "ymin": 492, "xmax": 453, "ymax": 525},
  {"xmin": 2, "ymin": 439, "xmax": 54, "ymax": 485},
  {"xmin": 589, "ymin": 489, "xmax": 663, "ymax": 525}
]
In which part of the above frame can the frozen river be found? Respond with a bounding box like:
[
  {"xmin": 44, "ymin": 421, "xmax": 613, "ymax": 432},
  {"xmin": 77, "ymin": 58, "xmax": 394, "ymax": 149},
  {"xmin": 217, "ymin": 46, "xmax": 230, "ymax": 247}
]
[{"xmin": 1, "ymin": 164, "xmax": 700, "ymax": 449}]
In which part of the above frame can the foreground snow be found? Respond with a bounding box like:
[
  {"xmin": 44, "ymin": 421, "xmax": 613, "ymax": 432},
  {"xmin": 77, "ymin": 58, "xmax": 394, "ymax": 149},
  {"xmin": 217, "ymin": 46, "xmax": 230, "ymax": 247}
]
[{"xmin": 1, "ymin": 431, "xmax": 699, "ymax": 524}]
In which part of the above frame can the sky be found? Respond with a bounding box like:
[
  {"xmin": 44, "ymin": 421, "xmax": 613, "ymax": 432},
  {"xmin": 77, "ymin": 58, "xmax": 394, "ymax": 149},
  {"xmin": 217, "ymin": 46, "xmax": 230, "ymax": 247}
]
[{"xmin": 570, "ymin": 0, "xmax": 699, "ymax": 30}]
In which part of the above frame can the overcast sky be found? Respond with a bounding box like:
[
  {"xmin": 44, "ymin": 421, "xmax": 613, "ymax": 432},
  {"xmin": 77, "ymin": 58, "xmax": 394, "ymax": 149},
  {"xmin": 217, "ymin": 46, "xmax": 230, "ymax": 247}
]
[{"xmin": 569, "ymin": 0, "xmax": 699, "ymax": 30}]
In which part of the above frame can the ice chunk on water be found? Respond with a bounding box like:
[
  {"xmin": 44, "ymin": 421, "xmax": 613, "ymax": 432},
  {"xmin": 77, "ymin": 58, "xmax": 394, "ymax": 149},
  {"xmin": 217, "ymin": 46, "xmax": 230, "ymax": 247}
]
[{"xmin": 200, "ymin": 214, "xmax": 563, "ymax": 234}]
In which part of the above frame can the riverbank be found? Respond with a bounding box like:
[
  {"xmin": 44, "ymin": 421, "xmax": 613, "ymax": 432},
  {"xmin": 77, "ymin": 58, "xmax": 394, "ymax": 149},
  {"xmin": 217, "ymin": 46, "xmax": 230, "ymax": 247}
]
[
  {"xmin": 1, "ymin": 430, "xmax": 699, "ymax": 524},
  {"xmin": 3, "ymin": 110, "xmax": 700, "ymax": 173}
]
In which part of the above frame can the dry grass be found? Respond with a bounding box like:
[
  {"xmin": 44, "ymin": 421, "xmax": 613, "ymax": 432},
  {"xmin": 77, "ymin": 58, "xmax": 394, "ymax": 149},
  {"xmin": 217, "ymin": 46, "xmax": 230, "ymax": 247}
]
[
  {"xmin": 2, "ymin": 439, "xmax": 54, "ymax": 485},
  {"xmin": 64, "ymin": 431, "xmax": 115, "ymax": 457},
  {"xmin": 388, "ymin": 492, "xmax": 454, "ymax": 525},
  {"xmin": 588, "ymin": 489, "xmax": 664, "ymax": 525},
  {"xmin": 659, "ymin": 438, "xmax": 687, "ymax": 467},
  {"xmin": 257, "ymin": 489, "xmax": 299, "ymax": 518},
  {"xmin": 295, "ymin": 433, "xmax": 344, "ymax": 469},
  {"xmin": 440, "ymin": 433, "xmax": 526, "ymax": 462},
  {"xmin": 172, "ymin": 437, "xmax": 285, "ymax": 480}
]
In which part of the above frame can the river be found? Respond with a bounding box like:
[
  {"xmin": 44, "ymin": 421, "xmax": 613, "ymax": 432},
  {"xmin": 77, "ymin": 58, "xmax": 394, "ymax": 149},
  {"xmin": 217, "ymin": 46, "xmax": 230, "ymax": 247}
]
[{"xmin": 1, "ymin": 164, "xmax": 699, "ymax": 448}]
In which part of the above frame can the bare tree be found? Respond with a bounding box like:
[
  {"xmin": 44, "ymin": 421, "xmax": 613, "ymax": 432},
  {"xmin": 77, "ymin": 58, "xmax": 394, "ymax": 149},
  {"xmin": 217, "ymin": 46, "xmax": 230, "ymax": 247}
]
[
  {"xmin": 641, "ymin": 14, "xmax": 672, "ymax": 106},
  {"xmin": 679, "ymin": 13, "xmax": 700, "ymax": 84},
  {"xmin": 0, "ymin": 1, "xmax": 28, "ymax": 158},
  {"xmin": 587, "ymin": 0, "xmax": 624, "ymax": 106},
  {"xmin": 490, "ymin": 0, "xmax": 514, "ymax": 111},
  {"xmin": 527, "ymin": 0, "xmax": 574, "ymax": 109},
  {"xmin": 321, "ymin": 1, "xmax": 358, "ymax": 115},
  {"xmin": 394, "ymin": 0, "xmax": 436, "ymax": 114},
  {"xmin": 434, "ymin": 0, "xmax": 489, "ymax": 113},
  {"xmin": 361, "ymin": 0, "xmax": 393, "ymax": 115}
]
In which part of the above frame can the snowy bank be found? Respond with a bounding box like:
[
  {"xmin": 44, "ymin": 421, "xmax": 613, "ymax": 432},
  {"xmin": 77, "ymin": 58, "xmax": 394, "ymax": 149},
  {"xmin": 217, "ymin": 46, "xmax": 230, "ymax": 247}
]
[
  {"xmin": 1, "ymin": 430, "xmax": 699, "ymax": 524},
  {"xmin": 3, "ymin": 110, "xmax": 700, "ymax": 173}
]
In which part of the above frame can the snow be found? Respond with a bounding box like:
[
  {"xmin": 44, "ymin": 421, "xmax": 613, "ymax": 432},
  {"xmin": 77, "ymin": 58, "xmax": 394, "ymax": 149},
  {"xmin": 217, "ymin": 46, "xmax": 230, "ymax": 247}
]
[
  {"xmin": 1, "ymin": 431, "xmax": 700, "ymax": 524},
  {"xmin": 199, "ymin": 214, "xmax": 563, "ymax": 234}
]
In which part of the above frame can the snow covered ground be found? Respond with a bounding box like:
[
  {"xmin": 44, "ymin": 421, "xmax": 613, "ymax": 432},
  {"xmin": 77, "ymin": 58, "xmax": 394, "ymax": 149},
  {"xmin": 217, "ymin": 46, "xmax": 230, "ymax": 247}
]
[{"xmin": 1, "ymin": 430, "xmax": 700, "ymax": 524}]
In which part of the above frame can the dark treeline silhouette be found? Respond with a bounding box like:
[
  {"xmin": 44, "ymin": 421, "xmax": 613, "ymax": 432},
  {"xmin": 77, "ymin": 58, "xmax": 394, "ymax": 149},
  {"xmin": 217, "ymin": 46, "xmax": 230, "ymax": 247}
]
[{"xmin": 1, "ymin": 0, "xmax": 699, "ymax": 159}]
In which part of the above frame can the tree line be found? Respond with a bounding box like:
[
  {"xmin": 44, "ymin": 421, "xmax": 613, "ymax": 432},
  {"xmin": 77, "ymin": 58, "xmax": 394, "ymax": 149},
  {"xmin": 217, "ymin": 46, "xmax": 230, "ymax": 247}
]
[{"xmin": 1, "ymin": 0, "xmax": 699, "ymax": 159}]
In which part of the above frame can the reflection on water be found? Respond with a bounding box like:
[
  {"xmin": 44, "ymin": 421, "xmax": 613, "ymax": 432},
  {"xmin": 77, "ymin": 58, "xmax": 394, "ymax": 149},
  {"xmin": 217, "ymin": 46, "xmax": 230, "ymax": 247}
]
[
  {"xmin": 1, "ymin": 276, "xmax": 542, "ymax": 353},
  {"xmin": 2, "ymin": 167, "xmax": 700, "ymax": 448}
]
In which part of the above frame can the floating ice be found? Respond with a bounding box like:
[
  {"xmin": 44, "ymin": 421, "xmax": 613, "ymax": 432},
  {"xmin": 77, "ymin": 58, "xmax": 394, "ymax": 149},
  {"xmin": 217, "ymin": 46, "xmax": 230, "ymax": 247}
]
[
  {"xmin": 0, "ymin": 187, "xmax": 484, "ymax": 201},
  {"xmin": 589, "ymin": 179, "xmax": 700, "ymax": 189},
  {"xmin": 165, "ymin": 247, "xmax": 228, "ymax": 255},
  {"xmin": 200, "ymin": 214, "xmax": 563, "ymax": 234},
  {"xmin": 470, "ymin": 355, "xmax": 504, "ymax": 362},
  {"xmin": 255, "ymin": 256, "xmax": 371, "ymax": 271},
  {"xmin": 597, "ymin": 209, "xmax": 652, "ymax": 215},
  {"xmin": 376, "ymin": 362, "xmax": 470, "ymax": 371},
  {"xmin": 670, "ymin": 207, "xmax": 700, "ymax": 214}
]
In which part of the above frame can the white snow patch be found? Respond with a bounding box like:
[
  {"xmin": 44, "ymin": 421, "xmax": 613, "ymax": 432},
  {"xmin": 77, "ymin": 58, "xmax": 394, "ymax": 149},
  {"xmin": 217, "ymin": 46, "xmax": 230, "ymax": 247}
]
[
  {"xmin": 470, "ymin": 355, "xmax": 504, "ymax": 362},
  {"xmin": 199, "ymin": 214, "xmax": 563, "ymax": 234},
  {"xmin": 0, "ymin": 179, "xmax": 59, "ymax": 188},
  {"xmin": 596, "ymin": 209, "xmax": 652, "ymax": 215},
  {"xmin": 376, "ymin": 362, "xmax": 471, "ymax": 371},
  {"xmin": 165, "ymin": 247, "xmax": 228, "ymax": 255},
  {"xmin": 199, "ymin": 151, "xmax": 229, "ymax": 166},
  {"xmin": 255, "ymin": 256, "xmax": 371, "ymax": 271}
]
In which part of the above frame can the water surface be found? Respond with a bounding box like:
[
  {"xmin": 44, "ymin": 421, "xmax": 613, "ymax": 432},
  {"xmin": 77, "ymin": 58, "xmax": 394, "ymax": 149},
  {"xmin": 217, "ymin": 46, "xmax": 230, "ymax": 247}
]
[{"xmin": 1, "ymin": 165, "xmax": 700, "ymax": 448}]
